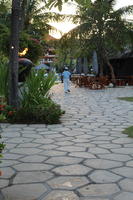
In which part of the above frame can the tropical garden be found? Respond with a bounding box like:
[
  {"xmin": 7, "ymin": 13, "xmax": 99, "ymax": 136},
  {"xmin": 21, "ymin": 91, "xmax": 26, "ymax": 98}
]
[{"xmin": 0, "ymin": 0, "xmax": 133, "ymax": 163}]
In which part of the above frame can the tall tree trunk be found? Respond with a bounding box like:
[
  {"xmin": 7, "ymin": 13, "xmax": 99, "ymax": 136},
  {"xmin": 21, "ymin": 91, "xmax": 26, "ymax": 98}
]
[
  {"xmin": 99, "ymin": 61, "xmax": 104, "ymax": 76},
  {"xmin": 83, "ymin": 57, "xmax": 88, "ymax": 75},
  {"xmin": 19, "ymin": 0, "xmax": 27, "ymax": 31},
  {"xmin": 106, "ymin": 57, "xmax": 116, "ymax": 86},
  {"xmin": 8, "ymin": 0, "xmax": 20, "ymax": 108},
  {"xmin": 76, "ymin": 57, "xmax": 82, "ymax": 74},
  {"xmin": 92, "ymin": 51, "xmax": 99, "ymax": 75}
]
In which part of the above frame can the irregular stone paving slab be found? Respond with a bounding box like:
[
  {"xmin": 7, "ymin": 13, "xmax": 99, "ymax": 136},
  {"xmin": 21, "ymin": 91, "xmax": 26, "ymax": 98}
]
[
  {"xmin": 22, "ymin": 133, "xmax": 43, "ymax": 138},
  {"xmin": 17, "ymin": 142, "xmax": 41, "ymax": 148},
  {"xmin": 57, "ymin": 146, "xmax": 86, "ymax": 152},
  {"xmin": 75, "ymin": 143, "xmax": 96, "ymax": 148},
  {"xmin": 39, "ymin": 144, "xmax": 58, "ymax": 150},
  {"xmin": 13, "ymin": 163, "xmax": 53, "ymax": 171},
  {"xmin": 112, "ymin": 137, "xmax": 133, "ymax": 144},
  {"xmin": 77, "ymin": 183, "xmax": 120, "ymax": 197},
  {"xmin": 0, "ymin": 179, "xmax": 9, "ymax": 188},
  {"xmin": 9, "ymin": 147, "xmax": 42, "ymax": 155},
  {"xmin": 6, "ymin": 137, "xmax": 33, "ymax": 144},
  {"xmin": 33, "ymin": 138, "xmax": 54, "ymax": 144},
  {"xmin": 0, "ymin": 167, "xmax": 15, "ymax": 179},
  {"xmin": 124, "ymin": 143, "xmax": 133, "ymax": 147},
  {"xmin": 84, "ymin": 159, "xmax": 123, "ymax": 169},
  {"xmin": 47, "ymin": 176, "xmax": 89, "ymax": 190},
  {"xmin": 79, "ymin": 198, "xmax": 109, "ymax": 200},
  {"xmin": 46, "ymin": 156, "xmax": 83, "ymax": 165},
  {"xmin": 114, "ymin": 192, "xmax": 133, "ymax": 200},
  {"xmin": 13, "ymin": 171, "xmax": 54, "ymax": 184},
  {"xmin": 55, "ymin": 141, "xmax": 74, "ymax": 146},
  {"xmin": 43, "ymin": 190, "xmax": 79, "ymax": 200},
  {"xmin": 2, "ymin": 132, "xmax": 20, "ymax": 137},
  {"xmin": 62, "ymin": 130, "xmax": 85, "ymax": 137},
  {"xmin": 1, "ymin": 184, "xmax": 47, "ymax": 200},
  {"xmin": 39, "ymin": 150, "xmax": 67, "ymax": 156},
  {"xmin": 20, "ymin": 130, "xmax": 37, "ymax": 134},
  {"xmin": 97, "ymin": 153, "xmax": 132, "ymax": 162},
  {"xmin": 19, "ymin": 155, "xmax": 48, "ymax": 162},
  {"xmin": 3, "ymin": 143, "xmax": 17, "ymax": 150},
  {"xmin": 98, "ymin": 143, "xmax": 122, "ymax": 149},
  {"xmin": 119, "ymin": 178, "xmax": 133, "ymax": 192},
  {"xmin": 52, "ymin": 164, "xmax": 92, "ymax": 175},
  {"xmin": 2, "ymin": 128, "xmax": 22, "ymax": 132},
  {"xmin": 109, "ymin": 147, "xmax": 133, "ymax": 154},
  {"xmin": 1, "ymin": 86, "xmax": 133, "ymax": 200},
  {"xmin": 111, "ymin": 167, "xmax": 133, "ymax": 178},
  {"xmin": 126, "ymin": 160, "xmax": 133, "ymax": 167},
  {"xmin": 54, "ymin": 136, "xmax": 75, "ymax": 142},
  {"xmin": 22, "ymin": 127, "xmax": 36, "ymax": 130},
  {"xmin": 89, "ymin": 170, "xmax": 122, "ymax": 183},
  {"xmin": 69, "ymin": 152, "xmax": 96, "ymax": 159},
  {"xmin": 2, "ymin": 153, "xmax": 23, "ymax": 160},
  {"xmin": 88, "ymin": 147, "xmax": 110, "ymax": 154},
  {"xmin": 0, "ymin": 160, "xmax": 20, "ymax": 167}
]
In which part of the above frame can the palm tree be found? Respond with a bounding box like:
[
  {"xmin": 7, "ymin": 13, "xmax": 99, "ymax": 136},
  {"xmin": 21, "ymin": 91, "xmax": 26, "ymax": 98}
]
[
  {"xmin": 8, "ymin": 0, "xmax": 21, "ymax": 107},
  {"xmin": 62, "ymin": 0, "xmax": 133, "ymax": 83},
  {"xmin": 8, "ymin": 0, "xmax": 64, "ymax": 107},
  {"xmin": 19, "ymin": 0, "xmax": 64, "ymax": 39}
]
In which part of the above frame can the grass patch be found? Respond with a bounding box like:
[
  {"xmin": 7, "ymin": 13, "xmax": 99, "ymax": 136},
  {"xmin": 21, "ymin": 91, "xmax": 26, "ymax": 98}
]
[
  {"xmin": 118, "ymin": 97, "xmax": 133, "ymax": 102},
  {"xmin": 123, "ymin": 126, "xmax": 133, "ymax": 138}
]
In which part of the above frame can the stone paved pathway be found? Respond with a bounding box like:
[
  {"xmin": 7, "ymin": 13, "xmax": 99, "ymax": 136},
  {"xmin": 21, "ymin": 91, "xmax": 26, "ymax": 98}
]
[{"xmin": 0, "ymin": 84, "xmax": 133, "ymax": 200}]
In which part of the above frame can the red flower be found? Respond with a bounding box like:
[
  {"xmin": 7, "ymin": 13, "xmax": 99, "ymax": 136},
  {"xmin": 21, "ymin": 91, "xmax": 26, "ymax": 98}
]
[
  {"xmin": 0, "ymin": 105, "xmax": 5, "ymax": 108},
  {"xmin": 8, "ymin": 111, "xmax": 14, "ymax": 116}
]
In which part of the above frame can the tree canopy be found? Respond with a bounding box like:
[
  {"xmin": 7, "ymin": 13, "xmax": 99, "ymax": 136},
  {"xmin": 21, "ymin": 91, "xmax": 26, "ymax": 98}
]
[{"xmin": 59, "ymin": 0, "xmax": 133, "ymax": 77}]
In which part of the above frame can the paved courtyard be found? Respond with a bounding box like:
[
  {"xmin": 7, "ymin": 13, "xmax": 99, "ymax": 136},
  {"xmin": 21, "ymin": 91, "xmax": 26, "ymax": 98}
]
[{"xmin": 0, "ymin": 84, "xmax": 133, "ymax": 200}]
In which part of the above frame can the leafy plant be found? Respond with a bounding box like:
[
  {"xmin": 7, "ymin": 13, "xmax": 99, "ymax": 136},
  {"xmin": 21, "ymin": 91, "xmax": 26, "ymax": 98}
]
[
  {"xmin": 0, "ymin": 133, "xmax": 5, "ymax": 174},
  {"xmin": 0, "ymin": 104, "xmax": 17, "ymax": 122},
  {"xmin": 19, "ymin": 69, "xmax": 57, "ymax": 108},
  {"xmin": 118, "ymin": 97, "xmax": 133, "ymax": 102},
  {"xmin": 9, "ymin": 98, "xmax": 64, "ymax": 124},
  {"xmin": 123, "ymin": 126, "xmax": 133, "ymax": 138},
  {"xmin": 0, "ymin": 56, "xmax": 8, "ymax": 100},
  {"xmin": 8, "ymin": 69, "xmax": 65, "ymax": 124}
]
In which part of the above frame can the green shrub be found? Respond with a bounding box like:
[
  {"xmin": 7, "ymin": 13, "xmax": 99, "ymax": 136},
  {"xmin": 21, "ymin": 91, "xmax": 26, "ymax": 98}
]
[
  {"xmin": 19, "ymin": 70, "xmax": 57, "ymax": 108},
  {"xmin": 0, "ymin": 134, "xmax": 5, "ymax": 166},
  {"xmin": 0, "ymin": 67, "xmax": 64, "ymax": 124},
  {"xmin": 19, "ymin": 33, "xmax": 43, "ymax": 63},
  {"xmin": 0, "ymin": 55, "xmax": 8, "ymax": 100},
  {"xmin": 9, "ymin": 98, "xmax": 64, "ymax": 124},
  {"xmin": 0, "ymin": 114, "xmax": 6, "ymax": 122},
  {"xmin": 122, "ymin": 126, "xmax": 133, "ymax": 138},
  {"xmin": 0, "ymin": 104, "xmax": 16, "ymax": 122}
]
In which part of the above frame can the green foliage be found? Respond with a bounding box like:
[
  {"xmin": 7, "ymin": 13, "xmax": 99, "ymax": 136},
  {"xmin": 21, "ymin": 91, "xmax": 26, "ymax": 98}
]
[
  {"xmin": 64, "ymin": 0, "xmax": 133, "ymax": 69},
  {"xmin": 0, "ymin": 113, "xmax": 6, "ymax": 122},
  {"xmin": 118, "ymin": 97, "xmax": 133, "ymax": 102},
  {"xmin": 15, "ymin": 69, "xmax": 64, "ymax": 124},
  {"xmin": 0, "ymin": 104, "xmax": 17, "ymax": 122},
  {"xmin": 9, "ymin": 98, "xmax": 64, "ymax": 124},
  {"xmin": 0, "ymin": 134, "xmax": 5, "ymax": 164},
  {"xmin": 45, "ymin": 0, "xmax": 66, "ymax": 11},
  {"xmin": 0, "ymin": 24, "xmax": 10, "ymax": 56},
  {"xmin": 19, "ymin": 69, "xmax": 57, "ymax": 108},
  {"xmin": 0, "ymin": 67, "xmax": 64, "ymax": 124},
  {"xmin": 19, "ymin": 32, "xmax": 43, "ymax": 63},
  {"xmin": 0, "ymin": 55, "xmax": 8, "ymax": 99},
  {"xmin": 123, "ymin": 126, "xmax": 133, "ymax": 138}
]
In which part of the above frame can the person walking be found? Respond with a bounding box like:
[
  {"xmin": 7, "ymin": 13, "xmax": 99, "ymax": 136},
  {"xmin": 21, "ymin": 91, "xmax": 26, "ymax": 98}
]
[{"xmin": 62, "ymin": 67, "xmax": 71, "ymax": 93}]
